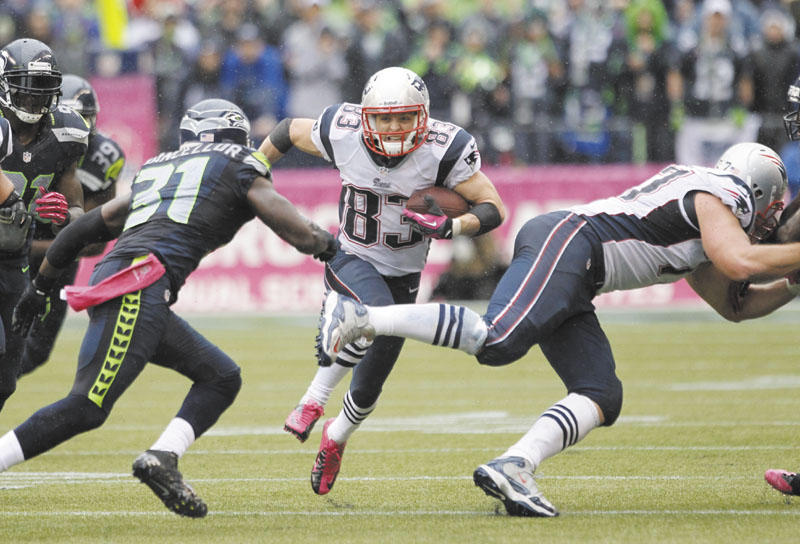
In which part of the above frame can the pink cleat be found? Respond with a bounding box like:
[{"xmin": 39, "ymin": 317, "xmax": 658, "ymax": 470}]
[
  {"xmin": 310, "ymin": 419, "xmax": 346, "ymax": 495},
  {"xmin": 284, "ymin": 400, "xmax": 325, "ymax": 443},
  {"xmin": 765, "ymin": 469, "xmax": 799, "ymax": 495}
]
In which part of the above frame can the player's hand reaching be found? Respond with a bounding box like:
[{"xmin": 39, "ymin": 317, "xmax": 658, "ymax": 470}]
[
  {"xmin": 12, "ymin": 277, "xmax": 54, "ymax": 336},
  {"xmin": 313, "ymin": 233, "xmax": 340, "ymax": 262},
  {"xmin": 35, "ymin": 186, "xmax": 69, "ymax": 225},
  {"xmin": 402, "ymin": 195, "xmax": 455, "ymax": 239}
]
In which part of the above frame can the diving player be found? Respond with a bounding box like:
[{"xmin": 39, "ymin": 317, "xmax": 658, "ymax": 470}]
[
  {"xmin": 18, "ymin": 73, "xmax": 126, "ymax": 377},
  {"xmin": 318, "ymin": 142, "xmax": 800, "ymax": 517},
  {"xmin": 0, "ymin": 38, "xmax": 87, "ymax": 411},
  {"xmin": 259, "ymin": 66, "xmax": 506, "ymax": 495},
  {"xmin": 4, "ymin": 99, "xmax": 338, "ymax": 517}
]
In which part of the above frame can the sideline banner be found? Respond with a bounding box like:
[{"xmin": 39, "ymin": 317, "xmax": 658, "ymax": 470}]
[{"xmin": 76, "ymin": 163, "xmax": 706, "ymax": 313}]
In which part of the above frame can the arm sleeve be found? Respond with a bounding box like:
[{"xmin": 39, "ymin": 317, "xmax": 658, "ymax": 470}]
[{"xmin": 45, "ymin": 206, "xmax": 115, "ymax": 269}]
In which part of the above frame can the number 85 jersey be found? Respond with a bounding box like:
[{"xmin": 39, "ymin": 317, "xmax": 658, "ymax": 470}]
[{"xmin": 311, "ymin": 102, "xmax": 481, "ymax": 277}]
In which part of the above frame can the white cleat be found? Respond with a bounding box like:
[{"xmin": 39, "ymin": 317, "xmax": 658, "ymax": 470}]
[
  {"xmin": 473, "ymin": 456, "xmax": 558, "ymax": 517},
  {"xmin": 315, "ymin": 291, "xmax": 374, "ymax": 366}
]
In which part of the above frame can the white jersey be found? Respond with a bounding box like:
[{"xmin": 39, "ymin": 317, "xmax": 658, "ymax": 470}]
[
  {"xmin": 311, "ymin": 102, "xmax": 481, "ymax": 276},
  {"xmin": 0, "ymin": 117, "xmax": 11, "ymax": 162},
  {"xmin": 569, "ymin": 165, "xmax": 756, "ymax": 293}
]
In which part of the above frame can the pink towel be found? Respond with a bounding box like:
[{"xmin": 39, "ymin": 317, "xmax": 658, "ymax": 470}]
[{"xmin": 64, "ymin": 254, "xmax": 166, "ymax": 311}]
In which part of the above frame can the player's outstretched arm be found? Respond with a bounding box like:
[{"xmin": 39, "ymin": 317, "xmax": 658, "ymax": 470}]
[
  {"xmin": 247, "ymin": 175, "xmax": 335, "ymax": 259},
  {"xmin": 13, "ymin": 195, "xmax": 131, "ymax": 336},
  {"xmin": 686, "ymin": 263, "xmax": 795, "ymax": 322},
  {"xmin": 695, "ymin": 192, "xmax": 800, "ymax": 281},
  {"xmin": 258, "ymin": 118, "xmax": 322, "ymax": 164},
  {"xmin": 38, "ymin": 194, "xmax": 130, "ymax": 280}
]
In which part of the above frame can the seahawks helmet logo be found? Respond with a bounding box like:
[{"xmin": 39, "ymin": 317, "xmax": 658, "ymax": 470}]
[{"xmin": 225, "ymin": 111, "xmax": 247, "ymax": 129}]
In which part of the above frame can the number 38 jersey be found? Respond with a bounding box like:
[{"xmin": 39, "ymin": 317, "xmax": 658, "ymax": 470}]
[
  {"xmin": 311, "ymin": 102, "xmax": 481, "ymax": 276},
  {"xmin": 569, "ymin": 165, "xmax": 756, "ymax": 293},
  {"xmin": 107, "ymin": 142, "xmax": 269, "ymax": 295}
]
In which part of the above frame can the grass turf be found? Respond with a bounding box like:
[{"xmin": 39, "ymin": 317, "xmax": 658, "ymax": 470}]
[{"xmin": 0, "ymin": 310, "xmax": 799, "ymax": 543}]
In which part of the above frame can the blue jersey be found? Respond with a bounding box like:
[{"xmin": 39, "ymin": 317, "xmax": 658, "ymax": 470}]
[{"xmin": 106, "ymin": 142, "xmax": 269, "ymax": 297}]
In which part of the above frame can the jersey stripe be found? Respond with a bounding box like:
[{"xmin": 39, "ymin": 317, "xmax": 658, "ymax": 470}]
[
  {"xmin": 434, "ymin": 129, "xmax": 471, "ymax": 186},
  {"xmin": 318, "ymin": 104, "xmax": 341, "ymax": 163},
  {"xmin": 582, "ymin": 201, "xmax": 699, "ymax": 247}
]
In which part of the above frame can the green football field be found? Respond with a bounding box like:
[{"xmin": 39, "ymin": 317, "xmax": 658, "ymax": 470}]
[{"xmin": 1, "ymin": 308, "xmax": 800, "ymax": 543}]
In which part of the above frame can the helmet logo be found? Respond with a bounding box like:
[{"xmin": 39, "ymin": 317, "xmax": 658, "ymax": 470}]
[{"xmin": 225, "ymin": 111, "xmax": 246, "ymax": 128}]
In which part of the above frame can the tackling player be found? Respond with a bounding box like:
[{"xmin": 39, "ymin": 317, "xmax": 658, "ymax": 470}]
[
  {"xmin": 318, "ymin": 142, "xmax": 800, "ymax": 517},
  {"xmin": 3, "ymin": 99, "xmax": 338, "ymax": 518},
  {"xmin": 0, "ymin": 38, "xmax": 87, "ymax": 411},
  {"xmin": 18, "ymin": 74, "xmax": 126, "ymax": 377},
  {"xmin": 259, "ymin": 66, "xmax": 506, "ymax": 495},
  {"xmin": 764, "ymin": 74, "xmax": 800, "ymax": 497}
]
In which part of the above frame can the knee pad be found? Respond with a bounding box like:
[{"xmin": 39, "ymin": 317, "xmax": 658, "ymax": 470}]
[{"xmin": 581, "ymin": 378, "xmax": 623, "ymax": 426}]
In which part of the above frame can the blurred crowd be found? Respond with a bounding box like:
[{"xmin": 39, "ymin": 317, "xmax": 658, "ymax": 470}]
[{"xmin": 2, "ymin": 0, "xmax": 800, "ymax": 167}]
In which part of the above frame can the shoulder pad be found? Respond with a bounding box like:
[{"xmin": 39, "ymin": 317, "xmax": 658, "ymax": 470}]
[
  {"xmin": 50, "ymin": 105, "xmax": 90, "ymax": 146},
  {"xmin": 243, "ymin": 149, "xmax": 270, "ymax": 177}
]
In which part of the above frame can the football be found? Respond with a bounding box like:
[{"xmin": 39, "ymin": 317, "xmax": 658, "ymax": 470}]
[{"xmin": 405, "ymin": 187, "xmax": 470, "ymax": 218}]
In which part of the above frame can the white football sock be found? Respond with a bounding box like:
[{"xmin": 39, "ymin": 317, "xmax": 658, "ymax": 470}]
[
  {"xmin": 326, "ymin": 390, "xmax": 376, "ymax": 444},
  {"xmin": 367, "ymin": 303, "xmax": 487, "ymax": 355},
  {"xmin": 504, "ymin": 393, "xmax": 601, "ymax": 469},
  {"xmin": 0, "ymin": 430, "xmax": 25, "ymax": 472},
  {"xmin": 303, "ymin": 363, "xmax": 352, "ymax": 406},
  {"xmin": 150, "ymin": 417, "xmax": 196, "ymax": 458}
]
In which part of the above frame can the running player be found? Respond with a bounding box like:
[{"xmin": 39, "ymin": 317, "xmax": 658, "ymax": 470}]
[
  {"xmin": 259, "ymin": 66, "xmax": 506, "ymax": 495},
  {"xmin": 4, "ymin": 99, "xmax": 338, "ymax": 517},
  {"xmin": 0, "ymin": 38, "xmax": 87, "ymax": 410}
]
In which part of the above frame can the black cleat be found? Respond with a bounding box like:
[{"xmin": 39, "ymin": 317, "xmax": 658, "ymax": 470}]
[{"xmin": 132, "ymin": 449, "xmax": 208, "ymax": 518}]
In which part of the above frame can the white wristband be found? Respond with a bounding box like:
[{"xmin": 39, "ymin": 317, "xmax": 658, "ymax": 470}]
[
  {"xmin": 785, "ymin": 278, "xmax": 800, "ymax": 297},
  {"xmin": 451, "ymin": 217, "xmax": 462, "ymax": 237}
]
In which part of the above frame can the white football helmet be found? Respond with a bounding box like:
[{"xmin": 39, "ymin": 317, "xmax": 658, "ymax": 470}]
[
  {"xmin": 361, "ymin": 67, "xmax": 429, "ymax": 157},
  {"xmin": 715, "ymin": 142, "xmax": 788, "ymax": 241}
]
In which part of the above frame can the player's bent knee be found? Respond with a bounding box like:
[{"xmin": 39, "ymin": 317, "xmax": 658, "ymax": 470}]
[
  {"xmin": 475, "ymin": 340, "xmax": 528, "ymax": 367},
  {"xmin": 215, "ymin": 370, "xmax": 242, "ymax": 402},
  {"xmin": 586, "ymin": 379, "xmax": 623, "ymax": 427}
]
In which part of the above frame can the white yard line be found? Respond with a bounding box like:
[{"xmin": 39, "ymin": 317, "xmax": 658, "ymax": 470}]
[{"xmin": 0, "ymin": 509, "xmax": 798, "ymax": 517}]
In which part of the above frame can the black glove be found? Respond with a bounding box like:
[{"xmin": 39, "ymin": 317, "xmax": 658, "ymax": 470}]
[
  {"xmin": 12, "ymin": 276, "xmax": 56, "ymax": 337},
  {"xmin": 313, "ymin": 233, "xmax": 339, "ymax": 262}
]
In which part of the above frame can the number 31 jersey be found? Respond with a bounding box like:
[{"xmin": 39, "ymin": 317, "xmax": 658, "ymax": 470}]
[
  {"xmin": 311, "ymin": 102, "xmax": 480, "ymax": 277},
  {"xmin": 108, "ymin": 142, "xmax": 269, "ymax": 295}
]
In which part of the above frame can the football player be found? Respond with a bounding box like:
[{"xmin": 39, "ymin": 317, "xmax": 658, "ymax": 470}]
[
  {"xmin": 0, "ymin": 116, "xmax": 32, "ymax": 255},
  {"xmin": 3, "ymin": 98, "xmax": 338, "ymax": 517},
  {"xmin": 0, "ymin": 38, "xmax": 87, "ymax": 411},
  {"xmin": 318, "ymin": 142, "xmax": 800, "ymax": 517},
  {"xmin": 259, "ymin": 66, "xmax": 506, "ymax": 495},
  {"xmin": 17, "ymin": 74, "xmax": 126, "ymax": 377},
  {"xmin": 764, "ymin": 73, "xmax": 800, "ymax": 498}
]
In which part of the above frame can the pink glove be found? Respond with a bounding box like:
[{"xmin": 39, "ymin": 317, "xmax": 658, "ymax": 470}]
[
  {"xmin": 402, "ymin": 195, "xmax": 455, "ymax": 239},
  {"xmin": 35, "ymin": 186, "xmax": 69, "ymax": 225}
]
